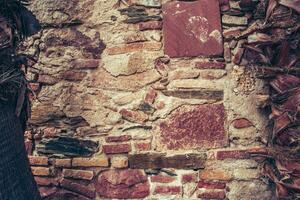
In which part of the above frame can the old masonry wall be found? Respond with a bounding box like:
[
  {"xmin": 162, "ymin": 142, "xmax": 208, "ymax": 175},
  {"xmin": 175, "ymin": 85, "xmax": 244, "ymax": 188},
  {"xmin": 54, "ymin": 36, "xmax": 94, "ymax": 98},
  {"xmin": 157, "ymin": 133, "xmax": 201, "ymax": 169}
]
[{"xmin": 23, "ymin": 0, "xmax": 276, "ymax": 199}]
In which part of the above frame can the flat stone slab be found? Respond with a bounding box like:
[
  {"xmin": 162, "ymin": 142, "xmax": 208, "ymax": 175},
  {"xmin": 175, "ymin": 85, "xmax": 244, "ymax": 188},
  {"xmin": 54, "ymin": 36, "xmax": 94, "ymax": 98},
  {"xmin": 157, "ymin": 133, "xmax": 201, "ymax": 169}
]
[
  {"xmin": 163, "ymin": 0, "xmax": 223, "ymax": 58},
  {"xmin": 159, "ymin": 104, "xmax": 227, "ymax": 150}
]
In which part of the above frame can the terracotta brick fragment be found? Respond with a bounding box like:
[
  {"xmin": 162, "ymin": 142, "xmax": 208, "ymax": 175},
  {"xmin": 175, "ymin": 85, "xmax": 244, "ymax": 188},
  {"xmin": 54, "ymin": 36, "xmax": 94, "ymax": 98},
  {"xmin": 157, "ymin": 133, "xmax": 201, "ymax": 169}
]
[
  {"xmin": 198, "ymin": 190, "xmax": 226, "ymax": 199},
  {"xmin": 134, "ymin": 142, "xmax": 151, "ymax": 151},
  {"xmin": 105, "ymin": 135, "xmax": 132, "ymax": 143},
  {"xmin": 34, "ymin": 177, "xmax": 58, "ymax": 186},
  {"xmin": 151, "ymin": 175, "xmax": 175, "ymax": 183},
  {"xmin": 63, "ymin": 169, "xmax": 94, "ymax": 180},
  {"xmin": 181, "ymin": 173, "xmax": 198, "ymax": 183},
  {"xmin": 153, "ymin": 186, "xmax": 182, "ymax": 195},
  {"xmin": 120, "ymin": 109, "xmax": 149, "ymax": 123},
  {"xmin": 111, "ymin": 156, "xmax": 129, "ymax": 168},
  {"xmin": 139, "ymin": 21, "xmax": 162, "ymax": 31},
  {"xmin": 198, "ymin": 181, "xmax": 226, "ymax": 189},
  {"xmin": 54, "ymin": 159, "xmax": 72, "ymax": 167},
  {"xmin": 199, "ymin": 170, "xmax": 232, "ymax": 181},
  {"xmin": 232, "ymin": 118, "xmax": 253, "ymax": 129},
  {"xmin": 29, "ymin": 156, "xmax": 49, "ymax": 166},
  {"xmin": 103, "ymin": 144, "xmax": 131, "ymax": 154},
  {"xmin": 72, "ymin": 156, "xmax": 109, "ymax": 167},
  {"xmin": 31, "ymin": 167, "xmax": 51, "ymax": 176},
  {"xmin": 60, "ymin": 178, "xmax": 95, "ymax": 198}
]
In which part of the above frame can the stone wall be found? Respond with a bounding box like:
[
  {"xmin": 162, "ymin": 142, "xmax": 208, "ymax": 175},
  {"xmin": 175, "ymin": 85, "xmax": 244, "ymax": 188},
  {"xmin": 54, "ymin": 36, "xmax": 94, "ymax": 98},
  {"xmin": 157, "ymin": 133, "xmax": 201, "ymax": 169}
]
[{"xmin": 24, "ymin": 0, "xmax": 276, "ymax": 199}]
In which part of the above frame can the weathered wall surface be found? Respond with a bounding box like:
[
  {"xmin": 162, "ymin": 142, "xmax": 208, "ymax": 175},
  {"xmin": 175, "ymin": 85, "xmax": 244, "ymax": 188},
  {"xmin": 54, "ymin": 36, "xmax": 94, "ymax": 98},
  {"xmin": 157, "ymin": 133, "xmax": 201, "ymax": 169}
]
[{"xmin": 24, "ymin": 0, "xmax": 275, "ymax": 199}]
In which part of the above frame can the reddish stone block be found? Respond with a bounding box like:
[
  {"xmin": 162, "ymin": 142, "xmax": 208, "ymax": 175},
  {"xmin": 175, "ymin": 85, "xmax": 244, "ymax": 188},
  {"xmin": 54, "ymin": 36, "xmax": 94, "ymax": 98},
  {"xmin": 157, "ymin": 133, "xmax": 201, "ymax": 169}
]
[
  {"xmin": 151, "ymin": 175, "xmax": 175, "ymax": 183},
  {"xmin": 153, "ymin": 186, "xmax": 182, "ymax": 195},
  {"xmin": 159, "ymin": 104, "xmax": 227, "ymax": 150},
  {"xmin": 103, "ymin": 144, "xmax": 131, "ymax": 154},
  {"xmin": 195, "ymin": 61, "xmax": 226, "ymax": 69},
  {"xmin": 63, "ymin": 169, "xmax": 94, "ymax": 180},
  {"xmin": 120, "ymin": 109, "xmax": 149, "ymax": 123},
  {"xmin": 232, "ymin": 118, "xmax": 253, "ymax": 129},
  {"xmin": 60, "ymin": 178, "xmax": 95, "ymax": 198},
  {"xmin": 54, "ymin": 159, "xmax": 72, "ymax": 167},
  {"xmin": 198, "ymin": 190, "xmax": 226, "ymax": 199},
  {"xmin": 134, "ymin": 142, "xmax": 151, "ymax": 151},
  {"xmin": 216, "ymin": 149, "xmax": 250, "ymax": 160},
  {"xmin": 163, "ymin": 0, "xmax": 223, "ymax": 58},
  {"xmin": 105, "ymin": 135, "xmax": 132, "ymax": 143},
  {"xmin": 139, "ymin": 21, "xmax": 163, "ymax": 31},
  {"xmin": 62, "ymin": 70, "xmax": 87, "ymax": 81},
  {"xmin": 145, "ymin": 88, "xmax": 157, "ymax": 104},
  {"xmin": 34, "ymin": 177, "xmax": 59, "ymax": 186},
  {"xmin": 198, "ymin": 181, "xmax": 226, "ymax": 189},
  {"xmin": 31, "ymin": 167, "xmax": 51, "ymax": 176},
  {"xmin": 96, "ymin": 169, "xmax": 150, "ymax": 199},
  {"xmin": 181, "ymin": 173, "xmax": 198, "ymax": 183}
]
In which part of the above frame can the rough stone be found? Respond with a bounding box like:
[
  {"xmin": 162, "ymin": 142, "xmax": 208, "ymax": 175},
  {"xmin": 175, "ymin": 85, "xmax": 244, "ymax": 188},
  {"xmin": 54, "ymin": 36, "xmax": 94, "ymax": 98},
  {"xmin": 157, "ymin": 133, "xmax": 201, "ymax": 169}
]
[
  {"xmin": 232, "ymin": 118, "xmax": 253, "ymax": 129},
  {"xmin": 159, "ymin": 104, "xmax": 227, "ymax": 150},
  {"xmin": 95, "ymin": 169, "xmax": 150, "ymax": 199},
  {"xmin": 161, "ymin": 89, "xmax": 223, "ymax": 100},
  {"xmin": 62, "ymin": 169, "xmax": 94, "ymax": 180},
  {"xmin": 163, "ymin": 0, "xmax": 223, "ymax": 57},
  {"xmin": 128, "ymin": 153, "xmax": 206, "ymax": 169}
]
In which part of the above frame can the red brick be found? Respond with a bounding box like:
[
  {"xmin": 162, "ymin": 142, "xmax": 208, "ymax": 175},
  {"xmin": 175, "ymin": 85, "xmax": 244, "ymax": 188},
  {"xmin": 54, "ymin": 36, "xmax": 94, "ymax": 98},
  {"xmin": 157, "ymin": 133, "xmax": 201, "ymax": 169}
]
[
  {"xmin": 105, "ymin": 135, "xmax": 132, "ymax": 143},
  {"xmin": 198, "ymin": 190, "xmax": 226, "ymax": 199},
  {"xmin": 163, "ymin": 0, "xmax": 223, "ymax": 58},
  {"xmin": 153, "ymin": 186, "xmax": 182, "ymax": 195},
  {"xmin": 150, "ymin": 175, "xmax": 175, "ymax": 183},
  {"xmin": 63, "ymin": 169, "xmax": 94, "ymax": 180},
  {"xmin": 134, "ymin": 142, "xmax": 151, "ymax": 151},
  {"xmin": 139, "ymin": 21, "xmax": 163, "ymax": 31},
  {"xmin": 103, "ymin": 144, "xmax": 131, "ymax": 154},
  {"xmin": 96, "ymin": 169, "xmax": 150, "ymax": 199},
  {"xmin": 145, "ymin": 88, "xmax": 157, "ymax": 104},
  {"xmin": 195, "ymin": 61, "xmax": 226, "ymax": 69},
  {"xmin": 216, "ymin": 149, "xmax": 250, "ymax": 160},
  {"xmin": 37, "ymin": 74, "xmax": 58, "ymax": 85},
  {"xmin": 198, "ymin": 181, "xmax": 226, "ymax": 189},
  {"xmin": 181, "ymin": 173, "xmax": 198, "ymax": 183},
  {"xmin": 72, "ymin": 156, "xmax": 109, "ymax": 167},
  {"xmin": 232, "ymin": 118, "xmax": 253, "ymax": 129},
  {"xmin": 120, "ymin": 109, "xmax": 149, "ymax": 123},
  {"xmin": 159, "ymin": 104, "xmax": 226, "ymax": 150},
  {"xmin": 71, "ymin": 59, "xmax": 100, "ymax": 69},
  {"xmin": 60, "ymin": 178, "xmax": 95, "ymax": 198},
  {"xmin": 199, "ymin": 170, "xmax": 232, "ymax": 181},
  {"xmin": 29, "ymin": 156, "xmax": 49, "ymax": 166},
  {"xmin": 34, "ymin": 177, "xmax": 58, "ymax": 186},
  {"xmin": 54, "ymin": 159, "xmax": 72, "ymax": 167},
  {"xmin": 62, "ymin": 70, "xmax": 87, "ymax": 81},
  {"xmin": 31, "ymin": 167, "xmax": 51, "ymax": 176}
]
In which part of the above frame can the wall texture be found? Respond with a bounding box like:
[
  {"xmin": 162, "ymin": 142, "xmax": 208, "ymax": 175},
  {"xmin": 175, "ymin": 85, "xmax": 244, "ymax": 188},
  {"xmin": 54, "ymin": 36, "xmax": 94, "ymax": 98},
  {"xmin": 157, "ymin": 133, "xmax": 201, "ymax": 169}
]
[{"xmin": 24, "ymin": 0, "xmax": 276, "ymax": 199}]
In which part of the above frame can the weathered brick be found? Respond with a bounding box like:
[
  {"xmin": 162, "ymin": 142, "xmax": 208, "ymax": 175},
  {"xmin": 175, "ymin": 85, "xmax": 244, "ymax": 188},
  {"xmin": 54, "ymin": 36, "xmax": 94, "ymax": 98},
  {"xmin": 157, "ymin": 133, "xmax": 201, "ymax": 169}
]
[
  {"xmin": 31, "ymin": 167, "xmax": 51, "ymax": 176},
  {"xmin": 198, "ymin": 189, "xmax": 226, "ymax": 199},
  {"xmin": 29, "ymin": 156, "xmax": 49, "ymax": 166},
  {"xmin": 199, "ymin": 170, "xmax": 232, "ymax": 181},
  {"xmin": 153, "ymin": 186, "xmax": 182, "ymax": 195},
  {"xmin": 195, "ymin": 61, "xmax": 226, "ymax": 69},
  {"xmin": 216, "ymin": 149, "xmax": 250, "ymax": 160},
  {"xmin": 111, "ymin": 156, "xmax": 129, "ymax": 168},
  {"xmin": 54, "ymin": 159, "xmax": 72, "ymax": 167},
  {"xmin": 62, "ymin": 70, "xmax": 87, "ymax": 81},
  {"xmin": 34, "ymin": 177, "xmax": 58, "ymax": 186},
  {"xmin": 103, "ymin": 144, "xmax": 131, "ymax": 154},
  {"xmin": 129, "ymin": 153, "xmax": 206, "ymax": 169},
  {"xmin": 72, "ymin": 156, "xmax": 109, "ymax": 167},
  {"xmin": 63, "ymin": 169, "xmax": 94, "ymax": 180},
  {"xmin": 37, "ymin": 74, "xmax": 58, "ymax": 85},
  {"xmin": 198, "ymin": 181, "xmax": 226, "ymax": 189},
  {"xmin": 151, "ymin": 175, "xmax": 176, "ymax": 183},
  {"xmin": 139, "ymin": 21, "xmax": 162, "ymax": 31},
  {"xmin": 181, "ymin": 173, "xmax": 198, "ymax": 183},
  {"xmin": 105, "ymin": 135, "xmax": 132, "ymax": 143},
  {"xmin": 120, "ymin": 109, "xmax": 149, "ymax": 123},
  {"xmin": 71, "ymin": 59, "xmax": 100, "ymax": 69},
  {"xmin": 145, "ymin": 88, "xmax": 157, "ymax": 104},
  {"xmin": 60, "ymin": 178, "xmax": 95, "ymax": 198},
  {"xmin": 134, "ymin": 141, "xmax": 151, "ymax": 151}
]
